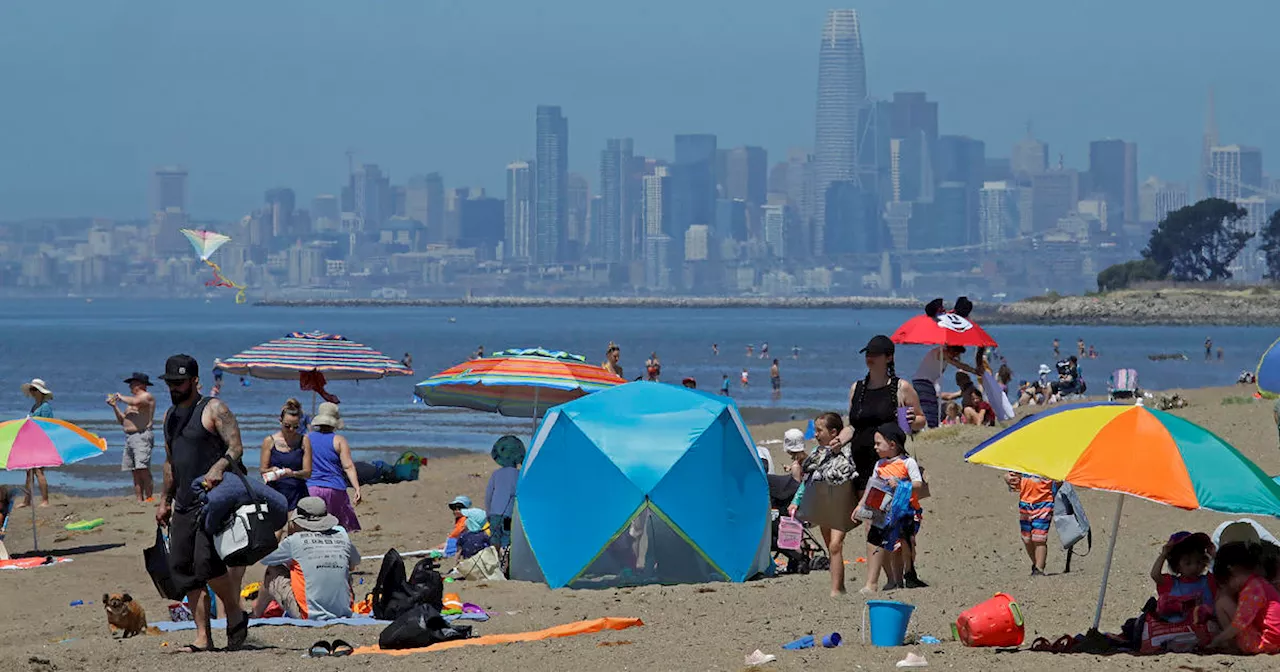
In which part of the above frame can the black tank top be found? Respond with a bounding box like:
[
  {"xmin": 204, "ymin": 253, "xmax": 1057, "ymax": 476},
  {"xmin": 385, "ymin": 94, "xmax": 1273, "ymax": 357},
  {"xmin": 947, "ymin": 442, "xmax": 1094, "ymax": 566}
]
[
  {"xmin": 849, "ymin": 379, "xmax": 898, "ymax": 487},
  {"xmin": 165, "ymin": 397, "xmax": 226, "ymax": 509}
]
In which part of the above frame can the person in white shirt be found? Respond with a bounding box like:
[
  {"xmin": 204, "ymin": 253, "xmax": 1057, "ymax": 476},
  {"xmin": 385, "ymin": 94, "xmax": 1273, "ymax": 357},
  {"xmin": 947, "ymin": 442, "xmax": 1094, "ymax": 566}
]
[{"xmin": 911, "ymin": 346, "xmax": 977, "ymax": 429}]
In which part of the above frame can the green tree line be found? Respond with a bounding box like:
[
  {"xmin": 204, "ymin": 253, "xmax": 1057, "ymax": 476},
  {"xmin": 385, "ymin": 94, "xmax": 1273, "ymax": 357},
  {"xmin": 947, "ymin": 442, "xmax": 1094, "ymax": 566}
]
[{"xmin": 1097, "ymin": 198, "xmax": 1280, "ymax": 291}]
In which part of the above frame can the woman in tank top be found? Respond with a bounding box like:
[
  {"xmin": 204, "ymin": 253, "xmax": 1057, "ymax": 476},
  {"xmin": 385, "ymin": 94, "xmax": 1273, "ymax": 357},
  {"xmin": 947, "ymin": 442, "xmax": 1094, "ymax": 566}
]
[
  {"xmin": 259, "ymin": 398, "xmax": 311, "ymax": 511},
  {"xmin": 304, "ymin": 402, "xmax": 362, "ymax": 531}
]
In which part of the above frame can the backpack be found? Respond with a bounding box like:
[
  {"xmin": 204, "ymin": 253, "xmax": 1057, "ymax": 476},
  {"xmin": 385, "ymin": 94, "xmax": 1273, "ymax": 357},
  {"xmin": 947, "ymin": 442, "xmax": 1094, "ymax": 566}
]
[
  {"xmin": 371, "ymin": 549, "xmax": 442, "ymax": 621},
  {"xmin": 377, "ymin": 603, "xmax": 471, "ymax": 650},
  {"xmin": 1054, "ymin": 483, "xmax": 1092, "ymax": 572},
  {"xmin": 408, "ymin": 557, "xmax": 445, "ymax": 611}
]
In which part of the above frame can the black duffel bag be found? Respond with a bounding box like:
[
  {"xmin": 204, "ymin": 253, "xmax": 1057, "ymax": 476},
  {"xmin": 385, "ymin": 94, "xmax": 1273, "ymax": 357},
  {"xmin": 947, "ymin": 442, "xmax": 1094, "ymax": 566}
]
[
  {"xmin": 378, "ymin": 603, "xmax": 471, "ymax": 650},
  {"xmin": 144, "ymin": 526, "xmax": 185, "ymax": 600}
]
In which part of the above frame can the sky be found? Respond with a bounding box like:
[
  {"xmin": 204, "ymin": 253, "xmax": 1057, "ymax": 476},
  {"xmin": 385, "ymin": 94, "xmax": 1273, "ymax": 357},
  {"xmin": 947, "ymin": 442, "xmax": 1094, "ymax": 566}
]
[{"xmin": 0, "ymin": 1, "xmax": 1275, "ymax": 220}]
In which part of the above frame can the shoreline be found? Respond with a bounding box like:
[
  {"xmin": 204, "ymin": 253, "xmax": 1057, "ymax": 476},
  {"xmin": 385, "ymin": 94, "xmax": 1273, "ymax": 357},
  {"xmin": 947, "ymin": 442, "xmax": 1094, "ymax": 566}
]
[
  {"xmin": 253, "ymin": 296, "xmax": 921, "ymax": 309},
  {"xmin": 985, "ymin": 288, "xmax": 1280, "ymax": 326}
]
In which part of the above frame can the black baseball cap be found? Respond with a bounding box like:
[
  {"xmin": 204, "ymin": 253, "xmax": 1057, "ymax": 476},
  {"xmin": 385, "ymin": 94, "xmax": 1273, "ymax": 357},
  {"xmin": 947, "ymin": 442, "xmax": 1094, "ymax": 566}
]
[
  {"xmin": 123, "ymin": 372, "xmax": 153, "ymax": 387},
  {"xmin": 160, "ymin": 354, "xmax": 199, "ymax": 382},
  {"xmin": 860, "ymin": 335, "xmax": 896, "ymax": 356},
  {"xmin": 876, "ymin": 422, "xmax": 908, "ymax": 448}
]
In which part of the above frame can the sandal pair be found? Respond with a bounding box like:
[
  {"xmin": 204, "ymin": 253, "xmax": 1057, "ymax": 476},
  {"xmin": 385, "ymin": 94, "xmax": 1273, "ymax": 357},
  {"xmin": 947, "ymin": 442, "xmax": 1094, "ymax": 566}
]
[
  {"xmin": 308, "ymin": 640, "xmax": 353, "ymax": 657},
  {"xmin": 1029, "ymin": 635, "xmax": 1076, "ymax": 653}
]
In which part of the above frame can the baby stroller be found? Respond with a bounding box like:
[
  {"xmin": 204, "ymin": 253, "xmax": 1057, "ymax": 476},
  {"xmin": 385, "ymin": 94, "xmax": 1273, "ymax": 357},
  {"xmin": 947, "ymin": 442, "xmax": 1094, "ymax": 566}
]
[
  {"xmin": 1108, "ymin": 368, "xmax": 1140, "ymax": 401},
  {"xmin": 767, "ymin": 474, "xmax": 828, "ymax": 574}
]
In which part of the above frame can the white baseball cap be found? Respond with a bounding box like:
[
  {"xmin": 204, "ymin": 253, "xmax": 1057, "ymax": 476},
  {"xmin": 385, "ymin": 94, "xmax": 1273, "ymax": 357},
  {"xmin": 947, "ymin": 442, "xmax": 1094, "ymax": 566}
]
[{"xmin": 783, "ymin": 428, "xmax": 806, "ymax": 453}]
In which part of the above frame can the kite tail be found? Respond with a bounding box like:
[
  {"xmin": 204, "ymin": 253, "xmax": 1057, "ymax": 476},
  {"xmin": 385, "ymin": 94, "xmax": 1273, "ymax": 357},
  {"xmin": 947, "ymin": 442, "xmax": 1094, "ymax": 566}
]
[{"xmin": 203, "ymin": 259, "xmax": 247, "ymax": 303}]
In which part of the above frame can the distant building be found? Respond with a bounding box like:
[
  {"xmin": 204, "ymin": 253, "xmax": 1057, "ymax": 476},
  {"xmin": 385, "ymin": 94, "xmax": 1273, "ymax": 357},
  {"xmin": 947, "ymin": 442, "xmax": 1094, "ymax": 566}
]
[
  {"xmin": 265, "ymin": 188, "xmax": 296, "ymax": 239},
  {"xmin": 724, "ymin": 146, "xmax": 768, "ymax": 206},
  {"xmin": 643, "ymin": 165, "xmax": 671, "ymax": 237},
  {"xmin": 1011, "ymin": 131, "xmax": 1048, "ymax": 182},
  {"xmin": 311, "ymin": 195, "xmax": 340, "ymax": 232},
  {"xmin": 762, "ymin": 204, "xmax": 787, "ymax": 259},
  {"xmin": 935, "ymin": 135, "xmax": 985, "ymax": 245},
  {"xmin": 644, "ymin": 234, "xmax": 673, "ymax": 290},
  {"xmin": 824, "ymin": 181, "xmax": 878, "ymax": 254},
  {"xmin": 685, "ymin": 224, "xmax": 711, "ymax": 261},
  {"xmin": 1209, "ymin": 145, "xmax": 1264, "ymax": 200},
  {"xmin": 889, "ymin": 92, "xmax": 938, "ymax": 204},
  {"xmin": 459, "ymin": 197, "xmax": 505, "ymax": 260},
  {"xmin": 152, "ymin": 166, "xmax": 188, "ymax": 213},
  {"xmin": 715, "ymin": 198, "xmax": 747, "ymax": 242},
  {"xmin": 534, "ymin": 105, "xmax": 569, "ymax": 264},
  {"xmin": 504, "ymin": 161, "xmax": 534, "ymax": 261},
  {"xmin": 1088, "ymin": 139, "xmax": 1138, "ymax": 225},
  {"xmin": 1030, "ymin": 169, "xmax": 1080, "ymax": 232},
  {"xmin": 672, "ymin": 134, "xmax": 718, "ymax": 256},
  {"xmin": 406, "ymin": 173, "xmax": 446, "ymax": 243},
  {"xmin": 979, "ymin": 181, "xmax": 1018, "ymax": 248},
  {"xmin": 813, "ymin": 9, "xmax": 867, "ymax": 226},
  {"xmin": 1233, "ymin": 196, "xmax": 1269, "ymax": 282},
  {"xmin": 599, "ymin": 138, "xmax": 634, "ymax": 262},
  {"xmin": 352, "ymin": 164, "xmax": 390, "ymax": 231},
  {"xmin": 567, "ymin": 173, "xmax": 590, "ymax": 258}
]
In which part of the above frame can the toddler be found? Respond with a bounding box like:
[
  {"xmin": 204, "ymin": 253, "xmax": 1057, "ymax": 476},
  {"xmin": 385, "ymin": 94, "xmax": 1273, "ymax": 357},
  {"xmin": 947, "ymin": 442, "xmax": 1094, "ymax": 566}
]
[
  {"xmin": 1149, "ymin": 531, "xmax": 1216, "ymax": 625},
  {"xmin": 1006, "ymin": 471, "xmax": 1056, "ymax": 576},
  {"xmin": 859, "ymin": 423, "xmax": 924, "ymax": 593},
  {"xmin": 941, "ymin": 401, "xmax": 961, "ymax": 425},
  {"xmin": 1210, "ymin": 542, "xmax": 1280, "ymax": 654}
]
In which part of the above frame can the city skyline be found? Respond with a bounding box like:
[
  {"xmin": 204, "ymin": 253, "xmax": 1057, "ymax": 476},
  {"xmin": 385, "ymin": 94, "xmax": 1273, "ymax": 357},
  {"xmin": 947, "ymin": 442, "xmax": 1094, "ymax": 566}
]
[{"xmin": 1, "ymin": 1, "xmax": 1275, "ymax": 220}]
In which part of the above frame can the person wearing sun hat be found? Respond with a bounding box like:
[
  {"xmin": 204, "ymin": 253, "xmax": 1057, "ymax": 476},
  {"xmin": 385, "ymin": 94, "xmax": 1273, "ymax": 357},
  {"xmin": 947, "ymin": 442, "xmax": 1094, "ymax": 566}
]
[
  {"xmin": 486, "ymin": 436, "xmax": 524, "ymax": 548},
  {"xmin": 251, "ymin": 496, "xmax": 360, "ymax": 621},
  {"xmin": 19, "ymin": 378, "xmax": 53, "ymax": 507},
  {"xmin": 783, "ymin": 428, "xmax": 808, "ymax": 483},
  {"xmin": 303, "ymin": 402, "xmax": 361, "ymax": 532}
]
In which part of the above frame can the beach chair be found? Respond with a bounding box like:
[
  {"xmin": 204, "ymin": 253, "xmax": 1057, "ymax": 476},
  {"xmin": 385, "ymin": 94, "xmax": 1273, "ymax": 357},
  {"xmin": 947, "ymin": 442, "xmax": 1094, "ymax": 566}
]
[{"xmin": 1108, "ymin": 369, "xmax": 1139, "ymax": 401}]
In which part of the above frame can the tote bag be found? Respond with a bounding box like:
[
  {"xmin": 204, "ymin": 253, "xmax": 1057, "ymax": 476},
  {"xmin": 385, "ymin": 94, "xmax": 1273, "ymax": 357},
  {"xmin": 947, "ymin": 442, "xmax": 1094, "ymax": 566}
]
[
  {"xmin": 213, "ymin": 472, "xmax": 279, "ymax": 566},
  {"xmin": 144, "ymin": 526, "xmax": 185, "ymax": 600}
]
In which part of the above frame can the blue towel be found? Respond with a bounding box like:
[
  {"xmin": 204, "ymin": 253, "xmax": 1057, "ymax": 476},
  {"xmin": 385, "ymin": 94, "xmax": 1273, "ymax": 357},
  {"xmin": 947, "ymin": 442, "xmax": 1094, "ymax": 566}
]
[
  {"xmin": 190, "ymin": 472, "xmax": 288, "ymax": 533},
  {"xmin": 879, "ymin": 480, "xmax": 915, "ymax": 550}
]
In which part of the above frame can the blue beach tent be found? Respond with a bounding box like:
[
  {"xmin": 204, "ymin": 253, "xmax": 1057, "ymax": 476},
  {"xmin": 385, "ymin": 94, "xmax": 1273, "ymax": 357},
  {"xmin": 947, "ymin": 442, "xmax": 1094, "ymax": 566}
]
[{"xmin": 509, "ymin": 382, "xmax": 772, "ymax": 589}]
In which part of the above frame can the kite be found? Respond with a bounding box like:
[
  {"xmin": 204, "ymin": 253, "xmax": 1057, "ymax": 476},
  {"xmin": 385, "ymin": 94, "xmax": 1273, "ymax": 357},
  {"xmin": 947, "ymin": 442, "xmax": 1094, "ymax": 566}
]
[{"xmin": 181, "ymin": 228, "xmax": 247, "ymax": 304}]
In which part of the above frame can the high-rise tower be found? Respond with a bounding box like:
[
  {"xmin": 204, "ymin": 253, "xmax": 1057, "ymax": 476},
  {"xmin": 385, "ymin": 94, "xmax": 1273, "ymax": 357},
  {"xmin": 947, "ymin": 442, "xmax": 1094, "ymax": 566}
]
[
  {"xmin": 1200, "ymin": 87, "xmax": 1218, "ymax": 200},
  {"xmin": 535, "ymin": 105, "xmax": 569, "ymax": 264},
  {"xmin": 813, "ymin": 9, "xmax": 867, "ymax": 226}
]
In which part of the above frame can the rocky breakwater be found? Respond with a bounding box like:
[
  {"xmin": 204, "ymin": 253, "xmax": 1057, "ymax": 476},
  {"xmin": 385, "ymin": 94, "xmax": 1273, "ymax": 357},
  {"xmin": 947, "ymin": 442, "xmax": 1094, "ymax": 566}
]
[
  {"xmin": 985, "ymin": 289, "xmax": 1280, "ymax": 326},
  {"xmin": 256, "ymin": 295, "xmax": 922, "ymax": 310}
]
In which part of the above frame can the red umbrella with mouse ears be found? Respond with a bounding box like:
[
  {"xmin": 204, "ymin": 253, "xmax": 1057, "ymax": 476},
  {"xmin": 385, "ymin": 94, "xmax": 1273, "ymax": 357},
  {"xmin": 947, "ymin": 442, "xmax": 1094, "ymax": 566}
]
[{"xmin": 891, "ymin": 297, "xmax": 998, "ymax": 348}]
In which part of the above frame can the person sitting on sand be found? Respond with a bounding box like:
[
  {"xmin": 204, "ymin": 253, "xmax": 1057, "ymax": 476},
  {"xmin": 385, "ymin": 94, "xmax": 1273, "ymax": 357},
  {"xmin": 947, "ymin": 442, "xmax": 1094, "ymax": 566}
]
[
  {"xmin": 1007, "ymin": 471, "xmax": 1056, "ymax": 576},
  {"xmin": 962, "ymin": 388, "xmax": 995, "ymax": 426},
  {"xmin": 1146, "ymin": 531, "xmax": 1217, "ymax": 646},
  {"xmin": 446, "ymin": 495, "xmax": 490, "ymax": 558},
  {"xmin": 251, "ymin": 496, "xmax": 360, "ymax": 621},
  {"xmin": 1209, "ymin": 542, "xmax": 1280, "ymax": 653},
  {"xmin": 941, "ymin": 401, "xmax": 962, "ymax": 426}
]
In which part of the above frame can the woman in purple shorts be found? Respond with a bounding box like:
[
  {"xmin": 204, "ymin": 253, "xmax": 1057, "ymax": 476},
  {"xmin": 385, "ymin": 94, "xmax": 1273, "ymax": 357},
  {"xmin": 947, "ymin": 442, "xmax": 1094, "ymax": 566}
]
[{"xmin": 303, "ymin": 402, "xmax": 362, "ymax": 531}]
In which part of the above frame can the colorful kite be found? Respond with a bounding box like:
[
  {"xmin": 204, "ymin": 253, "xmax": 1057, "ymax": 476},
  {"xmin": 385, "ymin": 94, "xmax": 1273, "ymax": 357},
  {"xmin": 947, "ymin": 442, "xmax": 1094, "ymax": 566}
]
[{"xmin": 181, "ymin": 229, "xmax": 247, "ymax": 304}]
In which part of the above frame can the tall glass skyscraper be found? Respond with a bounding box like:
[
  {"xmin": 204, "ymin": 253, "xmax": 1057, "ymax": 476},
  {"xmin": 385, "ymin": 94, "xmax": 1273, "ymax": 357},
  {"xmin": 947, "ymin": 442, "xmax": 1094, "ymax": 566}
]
[
  {"xmin": 535, "ymin": 105, "xmax": 569, "ymax": 264},
  {"xmin": 813, "ymin": 9, "xmax": 867, "ymax": 227},
  {"xmin": 599, "ymin": 138, "xmax": 634, "ymax": 263}
]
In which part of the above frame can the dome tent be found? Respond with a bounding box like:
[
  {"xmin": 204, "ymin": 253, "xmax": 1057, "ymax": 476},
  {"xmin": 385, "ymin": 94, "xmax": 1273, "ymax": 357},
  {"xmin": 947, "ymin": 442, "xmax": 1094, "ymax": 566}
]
[{"xmin": 509, "ymin": 382, "xmax": 771, "ymax": 589}]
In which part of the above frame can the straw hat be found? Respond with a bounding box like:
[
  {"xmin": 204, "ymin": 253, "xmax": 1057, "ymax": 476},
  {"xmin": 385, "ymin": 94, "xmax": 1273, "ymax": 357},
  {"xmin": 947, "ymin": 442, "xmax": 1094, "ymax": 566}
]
[
  {"xmin": 312, "ymin": 402, "xmax": 344, "ymax": 429},
  {"xmin": 21, "ymin": 378, "xmax": 53, "ymax": 399}
]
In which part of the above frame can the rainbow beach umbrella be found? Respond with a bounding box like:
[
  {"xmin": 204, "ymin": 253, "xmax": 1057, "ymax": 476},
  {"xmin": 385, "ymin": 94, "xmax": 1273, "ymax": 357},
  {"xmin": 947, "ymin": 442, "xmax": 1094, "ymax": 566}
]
[
  {"xmin": 0, "ymin": 417, "xmax": 108, "ymax": 551},
  {"xmin": 415, "ymin": 348, "xmax": 625, "ymax": 430},
  {"xmin": 216, "ymin": 331, "xmax": 412, "ymax": 381},
  {"xmin": 965, "ymin": 400, "xmax": 1280, "ymax": 630}
]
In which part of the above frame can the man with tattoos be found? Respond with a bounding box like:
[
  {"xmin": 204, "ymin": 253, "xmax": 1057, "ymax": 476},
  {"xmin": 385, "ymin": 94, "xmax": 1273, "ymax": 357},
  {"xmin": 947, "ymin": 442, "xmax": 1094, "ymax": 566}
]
[{"xmin": 155, "ymin": 354, "xmax": 250, "ymax": 652}]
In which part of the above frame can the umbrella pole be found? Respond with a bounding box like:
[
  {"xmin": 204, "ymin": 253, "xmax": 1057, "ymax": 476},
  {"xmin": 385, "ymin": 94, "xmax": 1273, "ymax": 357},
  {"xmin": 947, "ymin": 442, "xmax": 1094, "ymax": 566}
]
[
  {"xmin": 1091, "ymin": 493, "xmax": 1125, "ymax": 631},
  {"xmin": 22, "ymin": 486, "xmax": 38, "ymax": 553},
  {"xmin": 530, "ymin": 387, "xmax": 540, "ymax": 437}
]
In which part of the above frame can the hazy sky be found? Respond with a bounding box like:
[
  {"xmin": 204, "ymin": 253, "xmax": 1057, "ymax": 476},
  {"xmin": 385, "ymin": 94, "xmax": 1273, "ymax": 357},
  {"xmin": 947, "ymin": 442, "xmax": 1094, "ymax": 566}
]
[{"xmin": 1, "ymin": 1, "xmax": 1274, "ymax": 220}]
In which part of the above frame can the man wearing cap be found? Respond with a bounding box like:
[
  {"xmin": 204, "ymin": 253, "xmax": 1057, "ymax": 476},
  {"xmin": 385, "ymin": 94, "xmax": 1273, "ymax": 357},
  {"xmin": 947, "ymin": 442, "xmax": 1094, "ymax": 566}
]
[
  {"xmin": 154, "ymin": 354, "xmax": 249, "ymax": 652},
  {"xmin": 108, "ymin": 373, "xmax": 156, "ymax": 503},
  {"xmin": 251, "ymin": 496, "xmax": 360, "ymax": 621}
]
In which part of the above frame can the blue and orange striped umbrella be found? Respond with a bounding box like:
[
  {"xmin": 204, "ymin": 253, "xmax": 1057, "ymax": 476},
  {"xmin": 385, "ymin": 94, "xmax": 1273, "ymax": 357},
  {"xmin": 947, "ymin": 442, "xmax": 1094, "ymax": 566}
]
[
  {"xmin": 415, "ymin": 348, "xmax": 625, "ymax": 419},
  {"xmin": 215, "ymin": 331, "xmax": 413, "ymax": 381}
]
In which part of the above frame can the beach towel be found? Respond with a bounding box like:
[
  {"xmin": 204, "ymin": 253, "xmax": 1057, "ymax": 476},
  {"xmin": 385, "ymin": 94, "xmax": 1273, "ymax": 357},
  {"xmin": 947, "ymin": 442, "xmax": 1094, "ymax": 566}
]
[
  {"xmin": 0, "ymin": 556, "xmax": 71, "ymax": 570},
  {"xmin": 149, "ymin": 612, "xmax": 488, "ymax": 632},
  {"xmin": 353, "ymin": 616, "xmax": 644, "ymax": 656}
]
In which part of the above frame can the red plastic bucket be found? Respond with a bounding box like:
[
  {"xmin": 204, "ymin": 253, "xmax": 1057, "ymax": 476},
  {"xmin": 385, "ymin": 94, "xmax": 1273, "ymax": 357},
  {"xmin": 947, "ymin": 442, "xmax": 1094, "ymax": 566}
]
[{"xmin": 952, "ymin": 592, "xmax": 1024, "ymax": 647}]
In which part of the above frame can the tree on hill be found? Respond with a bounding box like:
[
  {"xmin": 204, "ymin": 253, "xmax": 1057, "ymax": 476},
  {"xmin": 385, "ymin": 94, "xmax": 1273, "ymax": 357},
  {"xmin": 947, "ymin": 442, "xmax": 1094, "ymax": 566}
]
[
  {"xmin": 1096, "ymin": 259, "xmax": 1162, "ymax": 291},
  {"xmin": 1142, "ymin": 198, "xmax": 1253, "ymax": 282},
  {"xmin": 1259, "ymin": 209, "xmax": 1280, "ymax": 280}
]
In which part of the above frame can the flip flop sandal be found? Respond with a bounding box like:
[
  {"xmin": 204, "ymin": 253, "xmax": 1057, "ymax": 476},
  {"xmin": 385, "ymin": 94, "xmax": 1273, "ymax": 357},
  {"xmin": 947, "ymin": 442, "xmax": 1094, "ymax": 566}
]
[
  {"xmin": 1029, "ymin": 637, "xmax": 1055, "ymax": 652},
  {"xmin": 330, "ymin": 640, "xmax": 353, "ymax": 657},
  {"xmin": 226, "ymin": 611, "xmax": 251, "ymax": 651},
  {"xmin": 1051, "ymin": 634, "xmax": 1077, "ymax": 653},
  {"xmin": 308, "ymin": 641, "xmax": 333, "ymax": 658}
]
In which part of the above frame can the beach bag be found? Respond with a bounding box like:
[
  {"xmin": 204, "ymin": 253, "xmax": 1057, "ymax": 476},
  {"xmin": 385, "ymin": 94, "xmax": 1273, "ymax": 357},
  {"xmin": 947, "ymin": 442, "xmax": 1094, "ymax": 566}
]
[
  {"xmin": 777, "ymin": 516, "xmax": 803, "ymax": 551},
  {"xmin": 408, "ymin": 558, "xmax": 445, "ymax": 611},
  {"xmin": 373, "ymin": 549, "xmax": 443, "ymax": 621},
  {"xmin": 378, "ymin": 603, "xmax": 472, "ymax": 650},
  {"xmin": 212, "ymin": 472, "xmax": 280, "ymax": 566},
  {"xmin": 1053, "ymin": 483, "xmax": 1091, "ymax": 552},
  {"xmin": 457, "ymin": 545, "xmax": 506, "ymax": 582},
  {"xmin": 393, "ymin": 451, "xmax": 422, "ymax": 482},
  {"xmin": 804, "ymin": 443, "xmax": 856, "ymax": 486},
  {"xmin": 144, "ymin": 526, "xmax": 185, "ymax": 601}
]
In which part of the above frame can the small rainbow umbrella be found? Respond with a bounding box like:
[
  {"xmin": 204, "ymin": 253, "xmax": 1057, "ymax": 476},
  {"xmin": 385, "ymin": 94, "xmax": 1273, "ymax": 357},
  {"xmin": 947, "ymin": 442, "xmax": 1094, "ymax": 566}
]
[
  {"xmin": 965, "ymin": 400, "xmax": 1280, "ymax": 630},
  {"xmin": 415, "ymin": 348, "xmax": 625, "ymax": 432},
  {"xmin": 0, "ymin": 417, "xmax": 108, "ymax": 551}
]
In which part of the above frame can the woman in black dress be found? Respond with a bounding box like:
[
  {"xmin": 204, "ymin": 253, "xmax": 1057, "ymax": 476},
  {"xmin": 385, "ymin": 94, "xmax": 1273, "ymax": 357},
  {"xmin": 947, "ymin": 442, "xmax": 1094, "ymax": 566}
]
[{"xmin": 830, "ymin": 335, "xmax": 927, "ymax": 588}]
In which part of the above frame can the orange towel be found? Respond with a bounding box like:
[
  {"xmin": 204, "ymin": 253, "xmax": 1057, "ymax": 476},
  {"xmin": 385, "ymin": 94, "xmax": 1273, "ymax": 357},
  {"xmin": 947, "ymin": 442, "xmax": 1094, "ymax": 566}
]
[{"xmin": 353, "ymin": 616, "xmax": 644, "ymax": 656}]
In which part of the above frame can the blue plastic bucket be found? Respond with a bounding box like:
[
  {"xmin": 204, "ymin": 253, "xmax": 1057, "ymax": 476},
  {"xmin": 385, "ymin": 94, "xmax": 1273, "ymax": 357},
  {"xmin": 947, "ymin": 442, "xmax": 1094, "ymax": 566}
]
[{"xmin": 867, "ymin": 600, "xmax": 915, "ymax": 647}]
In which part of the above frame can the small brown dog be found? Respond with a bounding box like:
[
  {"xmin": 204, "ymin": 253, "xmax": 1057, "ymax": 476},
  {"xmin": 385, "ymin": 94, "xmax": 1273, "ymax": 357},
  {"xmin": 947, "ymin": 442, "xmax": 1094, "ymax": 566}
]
[{"xmin": 103, "ymin": 593, "xmax": 156, "ymax": 638}]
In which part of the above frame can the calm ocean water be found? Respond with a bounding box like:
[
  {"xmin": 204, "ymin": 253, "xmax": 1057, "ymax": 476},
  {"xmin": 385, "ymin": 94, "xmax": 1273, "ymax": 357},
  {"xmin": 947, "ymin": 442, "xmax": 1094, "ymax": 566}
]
[{"xmin": 0, "ymin": 298, "xmax": 1272, "ymax": 492}]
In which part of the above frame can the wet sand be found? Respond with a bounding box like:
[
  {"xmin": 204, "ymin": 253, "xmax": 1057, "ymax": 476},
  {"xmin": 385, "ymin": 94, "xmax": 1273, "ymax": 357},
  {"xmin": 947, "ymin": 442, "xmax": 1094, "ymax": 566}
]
[{"xmin": 3, "ymin": 385, "xmax": 1279, "ymax": 671}]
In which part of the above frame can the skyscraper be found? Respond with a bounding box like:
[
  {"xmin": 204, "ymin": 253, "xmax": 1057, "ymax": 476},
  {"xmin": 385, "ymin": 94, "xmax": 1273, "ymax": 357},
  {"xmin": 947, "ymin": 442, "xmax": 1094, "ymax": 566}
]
[
  {"xmin": 1088, "ymin": 139, "xmax": 1138, "ymax": 225},
  {"xmin": 889, "ymin": 92, "xmax": 938, "ymax": 203},
  {"xmin": 978, "ymin": 181, "xmax": 1018, "ymax": 248},
  {"xmin": 406, "ymin": 173, "xmax": 446, "ymax": 243},
  {"xmin": 505, "ymin": 161, "xmax": 534, "ymax": 261},
  {"xmin": 1209, "ymin": 145, "xmax": 1264, "ymax": 200},
  {"xmin": 813, "ymin": 9, "xmax": 867, "ymax": 226},
  {"xmin": 935, "ymin": 135, "xmax": 985, "ymax": 245},
  {"xmin": 152, "ymin": 166, "xmax": 188, "ymax": 213},
  {"xmin": 534, "ymin": 105, "xmax": 569, "ymax": 264},
  {"xmin": 724, "ymin": 146, "xmax": 768, "ymax": 206},
  {"xmin": 265, "ymin": 187, "xmax": 296, "ymax": 239},
  {"xmin": 352, "ymin": 164, "xmax": 389, "ymax": 230},
  {"xmin": 567, "ymin": 173, "xmax": 590, "ymax": 259},
  {"xmin": 599, "ymin": 138, "xmax": 634, "ymax": 263},
  {"xmin": 671, "ymin": 134, "xmax": 717, "ymax": 263},
  {"xmin": 1011, "ymin": 128, "xmax": 1048, "ymax": 182},
  {"xmin": 643, "ymin": 166, "xmax": 671, "ymax": 237}
]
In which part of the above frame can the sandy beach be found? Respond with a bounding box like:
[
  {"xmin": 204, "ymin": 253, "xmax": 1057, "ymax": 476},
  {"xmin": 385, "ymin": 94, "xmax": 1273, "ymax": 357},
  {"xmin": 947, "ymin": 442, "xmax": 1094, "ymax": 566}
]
[{"xmin": 3, "ymin": 385, "xmax": 1279, "ymax": 671}]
